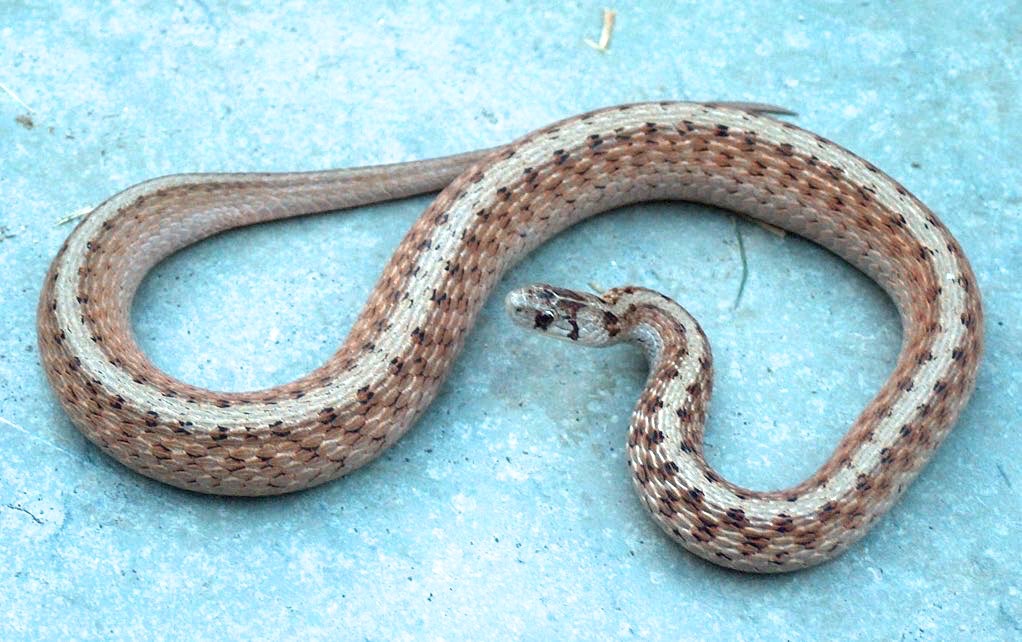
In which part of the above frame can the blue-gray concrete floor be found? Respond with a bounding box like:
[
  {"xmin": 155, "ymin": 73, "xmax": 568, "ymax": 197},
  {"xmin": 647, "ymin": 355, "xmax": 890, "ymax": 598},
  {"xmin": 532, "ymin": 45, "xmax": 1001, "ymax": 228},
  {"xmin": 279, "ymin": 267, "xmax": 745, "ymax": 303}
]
[{"xmin": 2, "ymin": 3, "xmax": 1019, "ymax": 640}]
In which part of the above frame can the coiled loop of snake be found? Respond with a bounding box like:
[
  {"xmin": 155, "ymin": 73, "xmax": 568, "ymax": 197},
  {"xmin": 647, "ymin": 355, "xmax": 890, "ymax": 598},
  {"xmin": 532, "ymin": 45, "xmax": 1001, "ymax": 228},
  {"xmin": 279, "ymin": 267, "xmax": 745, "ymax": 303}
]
[{"xmin": 38, "ymin": 102, "xmax": 982, "ymax": 572}]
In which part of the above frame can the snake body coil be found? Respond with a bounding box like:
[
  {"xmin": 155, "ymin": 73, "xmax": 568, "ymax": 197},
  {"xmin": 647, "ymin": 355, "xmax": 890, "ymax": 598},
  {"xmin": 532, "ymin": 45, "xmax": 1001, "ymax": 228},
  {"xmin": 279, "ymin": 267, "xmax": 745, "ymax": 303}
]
[{"xmin": 38, "ymin": 102, "xmax": 983, "ymax": 572}]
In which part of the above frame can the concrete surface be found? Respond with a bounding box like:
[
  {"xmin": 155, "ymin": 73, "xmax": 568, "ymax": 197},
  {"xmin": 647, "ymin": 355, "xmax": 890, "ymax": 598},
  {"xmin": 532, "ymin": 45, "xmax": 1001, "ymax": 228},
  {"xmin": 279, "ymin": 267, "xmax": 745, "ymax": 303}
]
[{"xmin": 1, "ymin": 2, "xmax": 1019, "ymax": 640}]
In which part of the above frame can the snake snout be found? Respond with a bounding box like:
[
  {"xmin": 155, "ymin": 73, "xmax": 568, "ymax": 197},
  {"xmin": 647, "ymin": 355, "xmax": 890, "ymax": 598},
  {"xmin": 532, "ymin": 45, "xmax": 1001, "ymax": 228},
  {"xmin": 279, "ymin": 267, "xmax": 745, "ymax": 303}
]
[
  {"xmin": 505, "ymin": 283, "xmax": 617, "ymax": 346},
  {"xmin": 504, "ymin": 285, "xmax": 555, "ymax": 331}
]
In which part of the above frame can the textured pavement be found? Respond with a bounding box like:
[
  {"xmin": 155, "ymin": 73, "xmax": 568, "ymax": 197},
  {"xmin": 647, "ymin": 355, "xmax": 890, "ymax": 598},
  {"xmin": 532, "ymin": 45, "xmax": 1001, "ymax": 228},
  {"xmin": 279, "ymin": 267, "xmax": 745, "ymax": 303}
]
[{"xmin": 1, "ymin": 3, "xmax": 1019, "ymax": 640}]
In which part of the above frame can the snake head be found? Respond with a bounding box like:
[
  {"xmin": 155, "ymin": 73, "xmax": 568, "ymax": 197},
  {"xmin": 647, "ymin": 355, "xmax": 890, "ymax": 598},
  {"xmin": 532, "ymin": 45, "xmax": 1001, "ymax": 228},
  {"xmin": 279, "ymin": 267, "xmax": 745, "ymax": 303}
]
[{"xmin": 505, "ymin": 284, "xmax": 621, "ymax": 347}]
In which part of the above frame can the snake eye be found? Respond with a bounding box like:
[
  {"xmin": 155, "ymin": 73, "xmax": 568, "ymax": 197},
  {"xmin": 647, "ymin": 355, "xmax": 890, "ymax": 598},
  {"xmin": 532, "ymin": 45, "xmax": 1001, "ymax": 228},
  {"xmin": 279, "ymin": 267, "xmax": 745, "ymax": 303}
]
[{"xmin": 533, "ymin": 310, "xmax": 556, "ymax": 330}]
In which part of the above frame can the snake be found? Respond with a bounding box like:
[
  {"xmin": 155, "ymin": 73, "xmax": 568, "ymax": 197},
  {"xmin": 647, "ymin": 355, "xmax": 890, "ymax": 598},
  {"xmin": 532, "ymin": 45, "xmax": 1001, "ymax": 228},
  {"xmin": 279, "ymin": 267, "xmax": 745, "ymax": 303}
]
[{"xmin": 37, "ymin": 101, "xmax": 983, "ymax": 572}]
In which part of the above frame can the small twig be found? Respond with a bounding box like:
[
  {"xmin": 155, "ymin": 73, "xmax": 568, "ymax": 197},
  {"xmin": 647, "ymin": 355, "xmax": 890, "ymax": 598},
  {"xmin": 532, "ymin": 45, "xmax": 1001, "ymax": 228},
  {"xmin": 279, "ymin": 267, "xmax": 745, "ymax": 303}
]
[
  {"xmin": 56, "ymin": 206, "xmax": 93, "ymax": 226},
  {"xmin": 732, "ymin": 216, "xmax": 749, "ymax": 310},
  {"xmin": 737, "ymin": 212, "xmax": 786, "ymax": 238},
  {"xmin": 0, "ymin": 80, "xmax": 33, "ymax": 112},
  {"xmin": 997, "ymin": 463, "xmax": 1013, "ymax": 489},
  {"xmin": 755, "ymin": 219, "xmax": 787, "ymax": 238},
  {"xmin": 584, "ymin": 8, "xmax": 616, "ymax": 52}
]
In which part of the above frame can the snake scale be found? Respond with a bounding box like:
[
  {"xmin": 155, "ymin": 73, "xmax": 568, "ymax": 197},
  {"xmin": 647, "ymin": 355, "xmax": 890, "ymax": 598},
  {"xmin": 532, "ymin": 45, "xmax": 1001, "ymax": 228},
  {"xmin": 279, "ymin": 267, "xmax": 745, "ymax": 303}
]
[{"xmin": 37, "ymin": 102, "xmax": 983, "ymax": 572}]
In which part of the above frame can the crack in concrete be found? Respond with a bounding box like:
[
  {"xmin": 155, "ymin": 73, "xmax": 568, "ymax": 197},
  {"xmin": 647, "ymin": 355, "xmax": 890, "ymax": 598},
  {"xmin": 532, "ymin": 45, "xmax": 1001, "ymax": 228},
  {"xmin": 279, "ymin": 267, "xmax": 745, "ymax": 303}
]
[{"xmin": 4, "ymin": 503, "xmax": 44, "ymax": 525}]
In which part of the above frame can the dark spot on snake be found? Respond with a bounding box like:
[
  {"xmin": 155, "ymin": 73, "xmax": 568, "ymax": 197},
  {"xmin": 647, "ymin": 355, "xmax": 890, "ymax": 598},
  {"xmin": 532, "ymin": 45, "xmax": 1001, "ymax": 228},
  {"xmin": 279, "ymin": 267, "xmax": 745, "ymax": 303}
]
[
  {"xmin": 725, "ymin": 508, "xmax": 748, "ymax": 526},
  {"xmin": 533, "ymin": 311, "xmax": 554, "ymax": 330},
  {"xmin": 773, "ymin": 516, "xmax": 794, "ymax": 533}
]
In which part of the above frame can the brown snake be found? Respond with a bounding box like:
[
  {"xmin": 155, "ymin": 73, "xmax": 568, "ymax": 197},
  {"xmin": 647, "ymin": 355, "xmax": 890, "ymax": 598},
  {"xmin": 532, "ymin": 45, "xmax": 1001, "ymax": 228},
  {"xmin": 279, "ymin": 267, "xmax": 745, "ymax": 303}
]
[{"xmin": 37, "ymin": 102, "xmax": 983, "ymax": 572}]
